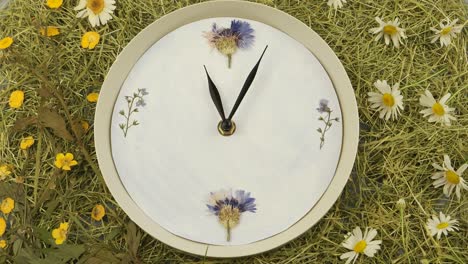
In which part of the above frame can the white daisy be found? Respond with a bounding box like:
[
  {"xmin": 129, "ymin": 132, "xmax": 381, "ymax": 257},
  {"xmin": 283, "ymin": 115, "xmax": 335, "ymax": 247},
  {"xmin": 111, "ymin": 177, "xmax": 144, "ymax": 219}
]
[
  {"xmin": 74, "ymin": 0, "xmax": 116, "ymax": 27},
  {"xmin": 431, "ymin": 155, "xmax": 467, "ymax": 200},
  {"xmin": 419, "ymin": 90, "xmax": 456, "ymax": 126},
  {"xmin": 396, "ymin": 198, "xmax": 406, "ymax": 210},
  {"xmin": 426, "ymin": 212, "xmax": 459, "ymax": 240},
  {"xmin": 430, "ymin": 18, "xmax": 463, "ymax": 47},
  {"xmin": 367, "ymin": 80, "xmax": 404, "ymax": 120},
  {"xmin": 327, "ymin": 0, "xmax": 347, "ymax": 10},
  {"xmin": 370, "ymin": 17, "xmax": 407, "ymax": 48},
  {"xmin": 340, "ymin": 227, "xmax": 382, "ymax": 264}
]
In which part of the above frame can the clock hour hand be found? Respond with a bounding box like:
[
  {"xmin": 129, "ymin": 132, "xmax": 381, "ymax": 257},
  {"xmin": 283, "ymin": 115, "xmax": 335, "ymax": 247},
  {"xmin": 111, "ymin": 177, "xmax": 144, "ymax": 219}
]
[
  {"xmin": 204, "ymin": 65, "xmax": 227, "ymax": 122},
  {"xmin": 227, "ymin": 45, "xmax": 268, "ymax": 121}
]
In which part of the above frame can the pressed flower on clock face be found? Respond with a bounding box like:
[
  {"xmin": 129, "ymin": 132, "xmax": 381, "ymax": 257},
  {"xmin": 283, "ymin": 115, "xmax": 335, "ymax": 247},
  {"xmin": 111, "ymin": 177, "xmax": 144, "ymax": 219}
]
[
  {"xmin": 54, "ymin": 153, "xmax": 78, "ymax": 171},
  {"xmin": 46, "ymin": 0, "xmax": 63, "ymax": 9},
  {"xmin": 91, "ymin": 204, "xmax": 106, "ymax": 221},
  {"xmin": 203, "ymin": 20, "xmax": 255, "ymax": 68},
  {"xmin": 327, "ymin": 0, "xmax": 347, "ymax": 10},
  {"xmin": 1, "ymin": 197, "xmax": 15, "ymax": 214},
  {"xmin": 75, "ymin": 0, "xmax": 116, "ymax": 27},
  {"xmin": 52, "ymin": 222, "xmax": 69, "ymax": 245},
  {"xmin": 432, "ymin": 155, "xmax": 467, "ymax": 200},
  {"xmin": 86, "ymin": 92, "xmax": 99, "ymax": 102},
  {"xmin": 368, "ymin": 80, "xmax": 404, "ymax": 120},
  {"xmin": 81, "ymin": 31, "xmax": 100, "ymax": 49},
  {"xmin": 0, "ymin": 217, "xmax": 6, "ymax": 236},
  {"xmin": 40, "ymin": 26, "xmax": 60, "ymax": 37},
  {"xmin": 20, "ymin": 136, "xmax": 35, "ymax": 150},
  {"xmin": 207, "ymin": 189, "xmax": 256, "ymax": 241},
  {"xmin": 419, "ymin": 90, "xmax": 456, "ymax": 126},
  {"xmin": 370, "ymin": 17, "xmax": 407, "ymax": 48},
  {"xmin": 0, "ymin": 37, "xmax": 13, "ymax": 50},
  {"xmin": 426, "ymin": 212, "xmax": 459, "ymax": 240},
  {"xmin": 340, "ymin": 226, "xmax": 382, "ymax": 264},
  {"xmin": 9, "ymin": 90, "xmax": 24, "ymax": 108},
  {"xmin": 0, "ymin": 165, "xmax": 12, "ymax": 180},
  {"xmin": 431, "ymin": 18, "xmax": 463, "ymax": 47}
]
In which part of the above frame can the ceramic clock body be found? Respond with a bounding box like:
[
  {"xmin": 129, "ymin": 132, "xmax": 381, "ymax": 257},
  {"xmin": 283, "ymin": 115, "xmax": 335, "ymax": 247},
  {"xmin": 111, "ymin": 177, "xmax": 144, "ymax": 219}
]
[{"xmin": 110, "ymin": 17, "xmax": 343, "ymax": 246}]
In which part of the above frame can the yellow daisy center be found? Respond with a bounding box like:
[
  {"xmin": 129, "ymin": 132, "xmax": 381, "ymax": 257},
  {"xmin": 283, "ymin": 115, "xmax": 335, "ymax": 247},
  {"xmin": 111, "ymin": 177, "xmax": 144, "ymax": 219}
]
[
  {"xmin": 436, "ymin": 222, "xmax": 449, "ymax": 229},
  {"xmin": 353, "ymin": 240, "xmax": 367, "ymax": 253},
  {"xmin": 383, "ymin": 25, "xmax": 397, "ymax": 35},
  {"xmin": 432, "ymin": 102, "xmax": 445, "ymax": 116},
  {"xmin": 87, "ymin": 0, "xmax": 105, "ymax": 14},
  {"xmin": 382, "ymin": 93, "xmax": 395, "ymax": 107},
  {"xmin": 440, "ymin": 27, "xmax": 452, "ymax": 35},
  {"xmin": 446, "ymin": 170, "xmax": 460, "ymax": 184}
]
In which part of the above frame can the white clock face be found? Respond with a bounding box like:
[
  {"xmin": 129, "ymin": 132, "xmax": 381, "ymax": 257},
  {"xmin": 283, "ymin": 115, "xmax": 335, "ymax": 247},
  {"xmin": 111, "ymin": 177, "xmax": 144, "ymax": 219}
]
[{"xmin": 110, "ymin": 17, "xmax": 342, "ymax": 245}]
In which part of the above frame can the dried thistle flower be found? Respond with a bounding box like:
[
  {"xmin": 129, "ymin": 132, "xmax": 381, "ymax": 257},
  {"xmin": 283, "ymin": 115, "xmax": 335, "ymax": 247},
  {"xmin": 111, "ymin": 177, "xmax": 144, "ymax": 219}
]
[{"xmin": 203, "ymin": 20, "xmax": 255, "ymax": 68}]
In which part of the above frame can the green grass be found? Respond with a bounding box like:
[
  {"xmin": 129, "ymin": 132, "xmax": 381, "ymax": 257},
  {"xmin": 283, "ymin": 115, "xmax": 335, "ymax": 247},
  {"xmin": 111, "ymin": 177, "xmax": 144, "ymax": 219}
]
[{"xmin": 0, "ymin": 0, "xmax": 467, "ymax": 263}]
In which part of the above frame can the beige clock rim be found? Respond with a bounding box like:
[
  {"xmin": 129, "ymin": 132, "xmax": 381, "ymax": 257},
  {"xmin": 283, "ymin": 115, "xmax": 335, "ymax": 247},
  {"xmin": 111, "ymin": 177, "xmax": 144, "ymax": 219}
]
[{"xmin": 95, "ymin": 0, "xmax": 359, "ymax": 258}]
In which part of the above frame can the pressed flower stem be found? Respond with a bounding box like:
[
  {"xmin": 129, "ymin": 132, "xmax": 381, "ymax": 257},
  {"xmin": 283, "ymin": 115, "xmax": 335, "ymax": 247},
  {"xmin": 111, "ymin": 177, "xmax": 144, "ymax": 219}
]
[
  {"xmin": 33, "ymin": 128, "xmax": 43, "ymax": 204},
  {"xmin": 228, "ymin": 54, "xmax": 232, "ymax": 69},
  {"xmin": 226, "ymin": 221, "xmax": 231, "ymax": 242},
  {"xmin": 400, "ymin": 207, "xmax": 411, "ymax": 263}
]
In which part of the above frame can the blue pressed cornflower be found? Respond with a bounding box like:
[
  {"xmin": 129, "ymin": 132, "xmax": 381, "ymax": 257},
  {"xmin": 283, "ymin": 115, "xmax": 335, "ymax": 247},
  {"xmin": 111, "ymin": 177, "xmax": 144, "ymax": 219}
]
[
  {"xmin": 206, "ymin": 189, "xmax": 256, "ymax": 241},
  {"xmin": 204, "ymin": 20, "xmax": 255, "ymax": 68}
]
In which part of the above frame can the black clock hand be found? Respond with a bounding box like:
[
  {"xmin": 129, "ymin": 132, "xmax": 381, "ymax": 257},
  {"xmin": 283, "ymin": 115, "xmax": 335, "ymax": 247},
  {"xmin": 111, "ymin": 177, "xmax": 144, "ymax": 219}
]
[
  {"xmin": 204, "ymin": 65, "xmax": 226, "ymax": 122},
  {"xmin": 227, "ymin": 45, "xmax": 268, "ymax": 121}
]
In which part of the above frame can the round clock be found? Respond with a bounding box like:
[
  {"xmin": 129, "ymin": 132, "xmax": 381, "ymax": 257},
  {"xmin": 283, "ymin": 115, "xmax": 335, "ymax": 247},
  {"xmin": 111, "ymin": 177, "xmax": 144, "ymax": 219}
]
[{"xmin": 95, "ymin": 0, "xmax": 358, "ymax": 258}]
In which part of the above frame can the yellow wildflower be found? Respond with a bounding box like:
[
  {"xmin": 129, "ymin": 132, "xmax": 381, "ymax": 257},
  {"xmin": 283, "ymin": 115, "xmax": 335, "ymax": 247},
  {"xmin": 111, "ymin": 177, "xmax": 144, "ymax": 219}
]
[
  {"xmin": 20, "ymin": 136, "xmax": 35, "ymax": 150},
  {"xmin": 86, "ymin": 92, "xmax": 99, "ymax": 103},
  {"xmin": 0, "ymin": 37, "xmax": 13, "ymax": 50},
  {"xmin": 40, "ymin": 26, "xmax": 60, "ymax": 37},
  {"xmin": 9, "ymin": 90, "xmax": 24, "ymax": 108},
  {"xmin": 0, "ymin": 198, "xmax": 14, "ymax": 214},
  {"xmin": 0, "ymin": 240, "xmax": 6, "ymax": 249},
  {"xmin": 46, "ymin": 0, "xmax": 63, "ymax": 9},
  {"xmin": 54, "ymin": 153, "xmax": 78, "ymax": 171},
  {"xmin": 51, "ymin": 222, "xmax": 69, "ymax": 245},
  {"xmin": 91, "ymin": 204, "xmax": 106, "ymax": 221},
  {"xmin": 81, "ymin": 120, "xmax": 90, "ymax": 132},
  {"xmin": 81, "ymin": 32, "xmax": 100, "ymax": 49},
  {"xmin": 0, "ymin": 218, "xmax": 5, "ymax": 236},
  {"xmin": 0, "ymin": 165, "xmax": 12, "ymax": 181}
]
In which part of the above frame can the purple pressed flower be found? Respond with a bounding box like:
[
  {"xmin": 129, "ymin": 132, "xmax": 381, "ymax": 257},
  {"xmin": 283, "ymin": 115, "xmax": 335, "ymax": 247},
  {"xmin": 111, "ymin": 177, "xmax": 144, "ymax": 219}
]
[
  {"xmin": 203, "ymin": 20, "xmax": 255, "ymax": 68},
  {"xmin": 206, "ymin": 189, "xmax": 256, "ymax": 241},
  {"xmin": 317, "ymin": 99, "xmax": 331, "ymax": 113},
  {"xmin": 135, "ymin": 99, "xmax": 146, "ymax": 107}
]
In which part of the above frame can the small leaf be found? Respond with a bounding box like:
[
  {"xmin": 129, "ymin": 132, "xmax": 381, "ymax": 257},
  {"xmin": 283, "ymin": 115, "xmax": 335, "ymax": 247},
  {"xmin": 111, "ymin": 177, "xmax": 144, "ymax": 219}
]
[
  {"xmin": 119, "ymin": 124, "xmax": 125, "ymax": 129},
  {"xmin": 125, "ymin": 221, "xmax": 141, "ymax": 259},
  {"xmin": 37, "ymin": 86, "xmax": 53, "ymax": 98},
  {"xmin": 119, "ymin": 110, "xmax": 125, "ymax": 116},
  {"xmin": 71, "ymin": 119, "xmax": 84, "ymax": 139},
  {"xmin": 317, "ymin": 128, "xmax": 322, "ymax": 133},
  {"xmin": 38, "ymin": 107, "xmax": 74, "ymax": 141},
  {"xmin": 12, "ymin": 116, "xmax": 38, "ymax": 132},
  {"xmin": 13, "ymin": 239, "xmax": 23, "ymax": 256}
]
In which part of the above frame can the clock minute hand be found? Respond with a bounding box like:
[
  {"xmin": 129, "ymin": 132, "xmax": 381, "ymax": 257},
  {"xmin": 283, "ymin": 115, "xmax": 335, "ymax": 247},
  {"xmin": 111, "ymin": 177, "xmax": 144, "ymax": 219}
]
[
  {"xmin": 227, "ymin": 45, "xmax": 268, "ymax": 121},
  {"xmin": 204, "ymin": 65, "xmax": 226, "ymax": 121}
]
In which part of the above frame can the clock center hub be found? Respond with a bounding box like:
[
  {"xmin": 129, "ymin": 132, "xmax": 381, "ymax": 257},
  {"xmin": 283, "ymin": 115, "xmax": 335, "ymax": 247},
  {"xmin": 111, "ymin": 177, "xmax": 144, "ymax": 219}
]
[{"xmin": 218, "ymin": 120, "xmax": 236, "ymax": 136}]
